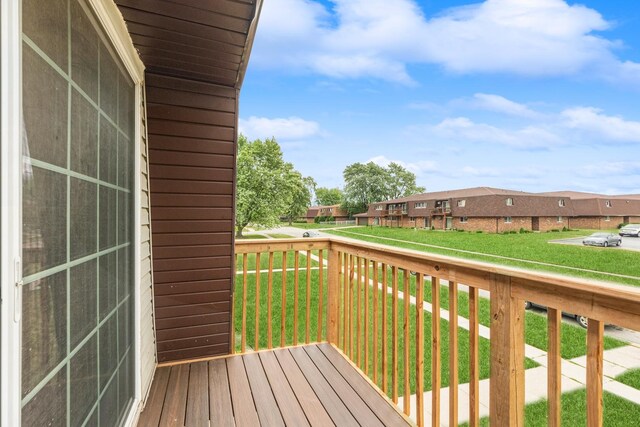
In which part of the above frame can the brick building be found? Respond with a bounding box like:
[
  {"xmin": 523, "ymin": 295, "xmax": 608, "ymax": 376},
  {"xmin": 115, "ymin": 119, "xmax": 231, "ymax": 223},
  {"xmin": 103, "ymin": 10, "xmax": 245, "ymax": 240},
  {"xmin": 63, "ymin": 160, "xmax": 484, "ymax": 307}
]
[{"xmin": 358, "ymin": 187, "xmax": 640, "ymax": 232}]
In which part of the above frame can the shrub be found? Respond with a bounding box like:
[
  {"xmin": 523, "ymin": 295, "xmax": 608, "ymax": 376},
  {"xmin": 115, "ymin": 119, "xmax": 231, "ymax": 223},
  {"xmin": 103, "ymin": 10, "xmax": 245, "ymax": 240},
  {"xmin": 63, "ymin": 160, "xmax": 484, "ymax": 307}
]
[
  {"xmin": 550, "ymin": 229, "xmax": 560, "ymax": 232},
  {"xmin": 326, "ymin": 215, "xmax": 335, "ymax": 222},
  {"xmin": 618, "ymin": 223, "xmax": 628, "ymax": 229},
  {"xmin": 476, "ymin": 230, "xmax": 483, "ymax": 233}
]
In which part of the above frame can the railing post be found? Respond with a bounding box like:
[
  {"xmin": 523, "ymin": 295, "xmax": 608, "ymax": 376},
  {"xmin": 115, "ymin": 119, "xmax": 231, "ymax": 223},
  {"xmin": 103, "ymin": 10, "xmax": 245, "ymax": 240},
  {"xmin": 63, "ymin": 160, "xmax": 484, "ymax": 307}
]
[
  {"xmin": 490, "ymin": 274, "xmax": 525, "ymax": 427},
  {"xmin": 327, "ymin": 243, "xmax": 340, "ymax": 345}
]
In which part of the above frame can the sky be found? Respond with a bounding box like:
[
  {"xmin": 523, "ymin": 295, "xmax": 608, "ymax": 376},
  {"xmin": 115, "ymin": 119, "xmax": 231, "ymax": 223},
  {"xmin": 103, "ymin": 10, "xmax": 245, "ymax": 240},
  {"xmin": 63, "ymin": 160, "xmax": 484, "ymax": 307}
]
[{"xmin": 239, "ymin": 0, "xmax": 640, "ymax": 195}]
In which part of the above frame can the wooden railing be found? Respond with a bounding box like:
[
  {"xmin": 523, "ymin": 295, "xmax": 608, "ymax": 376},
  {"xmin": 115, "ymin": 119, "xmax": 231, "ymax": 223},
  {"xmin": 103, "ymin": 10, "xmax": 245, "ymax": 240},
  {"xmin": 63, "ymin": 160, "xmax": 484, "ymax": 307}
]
[{"xmin": 234, "ymin": 237, "xmax": 640, "ymax": 427}]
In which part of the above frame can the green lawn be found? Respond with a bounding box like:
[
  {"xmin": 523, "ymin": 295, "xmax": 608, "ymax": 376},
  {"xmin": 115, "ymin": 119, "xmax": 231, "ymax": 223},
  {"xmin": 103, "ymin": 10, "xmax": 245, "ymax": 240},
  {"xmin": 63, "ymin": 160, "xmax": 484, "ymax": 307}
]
[
  {"xmin": 461, "ymin": 390, "xmax": 640, "ymax": 426},
  {"xmin": 236, "ymin": 233, "xmax": 269, "ymax": 239},
  {"xmin": 289, "ymin": 222, "xmax": 360, "ymax": 229},
  {"xmin": 326, "ymin": 227, "xmax": 640, "ymax": 287},
  {"xmin": 267, "ymin": 233, "xmax": 295, "ymax": 238},
  {"xmin": 615, "ymin": 368, "xmax": 640, "ymax": 390}
]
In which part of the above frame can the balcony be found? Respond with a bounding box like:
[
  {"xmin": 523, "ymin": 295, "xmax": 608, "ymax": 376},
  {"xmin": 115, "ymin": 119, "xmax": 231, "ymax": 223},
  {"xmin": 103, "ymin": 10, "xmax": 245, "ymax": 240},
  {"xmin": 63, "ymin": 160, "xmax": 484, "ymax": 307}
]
[
  {"xmin": 388, "ymin": 208, "xmax": 408, "ymax": 216},
  {"xmin": 139, "ymin": 237, "xmax": 640, "ymax": 426},
  {"xmin": 431, "ymin": 207, "xmax": 452, "ymax": 215}
]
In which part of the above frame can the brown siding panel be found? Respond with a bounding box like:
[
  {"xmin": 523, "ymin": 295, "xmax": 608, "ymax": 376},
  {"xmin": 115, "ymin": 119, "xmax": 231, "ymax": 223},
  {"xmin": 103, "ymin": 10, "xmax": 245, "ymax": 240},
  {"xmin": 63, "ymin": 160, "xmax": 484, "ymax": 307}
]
[{"xmin": 146, "ymin": 72, "xmax": 237, "ymax": 362}]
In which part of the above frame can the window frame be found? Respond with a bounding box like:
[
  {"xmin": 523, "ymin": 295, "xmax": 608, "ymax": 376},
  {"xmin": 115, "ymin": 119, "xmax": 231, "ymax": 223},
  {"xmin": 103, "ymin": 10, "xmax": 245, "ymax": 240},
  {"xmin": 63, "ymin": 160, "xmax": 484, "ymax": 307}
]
[
  {"xmin": 2, "ymin": 1, "xmax": 145, "ymax": 425},
  {"xmin": 457, "ymin": 199, "xmax": 466, "ymax": 207},
  {"xmin": 504, "ymin": 216, "xmax": 513, "ymax": 223},
  {"xmin": 506, "ymin": 198, "xmax": 514, "ymax": 206}
]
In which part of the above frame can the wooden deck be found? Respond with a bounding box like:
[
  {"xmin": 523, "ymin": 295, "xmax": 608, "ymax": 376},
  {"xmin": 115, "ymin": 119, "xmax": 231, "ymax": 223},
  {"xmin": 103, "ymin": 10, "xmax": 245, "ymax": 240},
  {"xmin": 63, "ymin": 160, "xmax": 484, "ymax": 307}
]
[{"xmin": 138, "ymin": 343, "xmax": 412, "ymax": 426}]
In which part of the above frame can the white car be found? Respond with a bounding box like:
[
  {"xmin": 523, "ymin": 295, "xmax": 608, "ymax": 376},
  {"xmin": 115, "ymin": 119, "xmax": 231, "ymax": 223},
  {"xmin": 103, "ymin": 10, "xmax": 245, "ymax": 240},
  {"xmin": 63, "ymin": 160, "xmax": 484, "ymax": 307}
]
[
  {"xmin": 619, "ymin": 224, "xmax": 640, "ymax": 237},
  {"xmin": 582, "ymin": 232, "xmax": 621, "ymax": 247}
]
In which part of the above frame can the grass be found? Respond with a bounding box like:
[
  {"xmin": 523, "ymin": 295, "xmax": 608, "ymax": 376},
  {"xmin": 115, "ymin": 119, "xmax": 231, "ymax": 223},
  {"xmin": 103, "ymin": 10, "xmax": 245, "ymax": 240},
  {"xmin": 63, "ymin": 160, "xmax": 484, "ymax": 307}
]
[
  {"xmin": 461, "ymin": 390, "xmax": 640, "ymax": 426},
  {"xmin": 237, "ymin": 233, "xmax": 269, "ymax": 239},
  {"xmin": 267, "ymin": 233, "xmax": 295, "ymax": 238},
  {"xmin": 615, "ymin": 368, "xmax": 640, "ymax": 390},
  {"xmin": 288, "ymin": 222, "xmax": 359, "ymax": 229},
  {"xmin": 326, "ymin": 227, "xmax": 640, "ymax": 287}
]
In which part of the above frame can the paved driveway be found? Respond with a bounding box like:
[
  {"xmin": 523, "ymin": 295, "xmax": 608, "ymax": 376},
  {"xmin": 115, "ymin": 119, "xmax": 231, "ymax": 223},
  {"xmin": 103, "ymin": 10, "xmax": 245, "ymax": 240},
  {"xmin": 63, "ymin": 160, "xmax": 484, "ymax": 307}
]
[{"xmin": 550, "ymin": 235, "xmax": 640, "ymax": 252}]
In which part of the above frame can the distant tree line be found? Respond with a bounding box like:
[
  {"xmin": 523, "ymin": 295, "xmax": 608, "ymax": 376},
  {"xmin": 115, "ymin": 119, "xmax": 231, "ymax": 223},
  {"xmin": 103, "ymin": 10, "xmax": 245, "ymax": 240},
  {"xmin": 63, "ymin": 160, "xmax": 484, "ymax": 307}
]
[{"xmin": 235, "ymin": 135, "xmax": 424, "ymax": 235}]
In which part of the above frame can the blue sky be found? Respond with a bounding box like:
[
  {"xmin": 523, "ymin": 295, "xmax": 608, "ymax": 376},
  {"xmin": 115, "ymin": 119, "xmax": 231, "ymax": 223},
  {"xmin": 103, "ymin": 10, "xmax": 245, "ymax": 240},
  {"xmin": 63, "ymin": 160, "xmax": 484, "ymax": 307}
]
[{"xmin": 239, "ymin": 0, "xmax": 640, "ymax": 195}]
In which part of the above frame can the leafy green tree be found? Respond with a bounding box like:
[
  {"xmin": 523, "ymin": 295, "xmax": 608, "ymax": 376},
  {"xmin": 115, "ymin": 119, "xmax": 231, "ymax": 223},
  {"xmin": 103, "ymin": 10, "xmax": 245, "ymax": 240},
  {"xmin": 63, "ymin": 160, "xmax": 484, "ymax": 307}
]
[
  {"xmin": 282, "ymin": 174, "xmax": 315, "ymax": 225},
  {"xmin": 315, "ymin": 187, "xmax": 343, "ymax": 206},
  {"xmin": 235, "ymin": 135, "xmax": 295, "ymax": 237},
  {"xmin": 341, "ymin": 161, "xmax": 425, "ymax": 214},
  {"xmin": 342, "ymin": 162, "xmax": 388, "ymax": 214},
  {"xmin": 386, "ymin": 162, "xmax": 425, "ymax": 199}
]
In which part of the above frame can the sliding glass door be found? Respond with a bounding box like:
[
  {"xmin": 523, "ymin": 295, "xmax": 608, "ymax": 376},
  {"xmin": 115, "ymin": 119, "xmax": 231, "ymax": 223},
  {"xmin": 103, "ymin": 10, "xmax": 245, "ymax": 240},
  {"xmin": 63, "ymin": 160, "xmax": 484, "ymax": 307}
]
[{"xmin": 21, "ymin": 1, "xmax": 135, "ymax": 425}]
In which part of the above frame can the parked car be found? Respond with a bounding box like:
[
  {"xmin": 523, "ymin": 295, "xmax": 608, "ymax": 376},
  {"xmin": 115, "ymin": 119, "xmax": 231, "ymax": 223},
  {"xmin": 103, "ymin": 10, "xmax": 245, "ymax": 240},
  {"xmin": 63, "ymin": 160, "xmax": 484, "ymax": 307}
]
[
  {"xmin": 524, "ymin": 301, "xmax": 589, "ymax": 328},
  {"xmin": 619, "ymin": 224, "xmax": 640, "ymax": 237},
  {"xmin": 582, "ymin": 232, "xmax": 621, "ymax": 247},
  {"xmin": 303, "ymin": 231, "xmax": 320, "ymax": 238}
]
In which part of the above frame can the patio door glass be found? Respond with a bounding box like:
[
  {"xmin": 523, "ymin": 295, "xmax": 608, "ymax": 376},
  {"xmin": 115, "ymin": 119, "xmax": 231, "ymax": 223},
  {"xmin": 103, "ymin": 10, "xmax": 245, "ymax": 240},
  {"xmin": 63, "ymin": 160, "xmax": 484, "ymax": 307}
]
[{"xmin": 21, "ymin": 0, "xmax": 135, "ymax": 425}]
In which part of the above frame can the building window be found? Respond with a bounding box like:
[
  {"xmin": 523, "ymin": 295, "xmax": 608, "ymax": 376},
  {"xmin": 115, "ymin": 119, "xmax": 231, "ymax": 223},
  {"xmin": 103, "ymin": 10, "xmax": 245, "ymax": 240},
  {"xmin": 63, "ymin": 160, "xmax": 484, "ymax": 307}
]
[
  {"xmin": 606, "ymin": 200, "xmax": 612, "ymax": 208},
  {"xmin": 505, "ymin": 216, "xmax": 512, "ymax": 223},
  {"xmin": 410, "ymin": 217, "xmax": 416, "ymax": 222},
  {"xmin": 605, "ymin": 216, "xmax": 611, "ymax": 222},
  {"xmin": 375, "ymin": 205, "xmax": 384, "ymax": 210},
  {"xmin": 557, "ymin": 216, "xmax": 563, "ymax": 222},
  {"xmin": 457, "ymin": 200, "xmax": 466, "ymax": 207},
  {"xmin": 460, "ymin": 216, "xmax": 468, "ymax": 223},
  {"xmin": 328, "ymin": 207, "xmax": 333, "ymax": 213},
  {"xmin": 506, "ymin": 198, "xmax": 514, "ymax": 206},
  {"xmin": 21, "ymin": 2, "xmax": 137, "ymax": 424},
  {"xmin": 414, "ymin": 202, "xmax": 426, "ymax": 209},
  {"xmin": 559, "ymin": 199, "xmax": 565, "ymax": 207}
]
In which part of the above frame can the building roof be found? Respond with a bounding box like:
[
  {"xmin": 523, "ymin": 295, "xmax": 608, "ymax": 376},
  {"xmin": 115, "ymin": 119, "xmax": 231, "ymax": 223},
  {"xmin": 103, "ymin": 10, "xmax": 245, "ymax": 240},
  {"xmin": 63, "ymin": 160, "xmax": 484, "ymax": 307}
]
[{"xmin": 381, "ymin": 187, "xmax": 534, "ymax": 205}]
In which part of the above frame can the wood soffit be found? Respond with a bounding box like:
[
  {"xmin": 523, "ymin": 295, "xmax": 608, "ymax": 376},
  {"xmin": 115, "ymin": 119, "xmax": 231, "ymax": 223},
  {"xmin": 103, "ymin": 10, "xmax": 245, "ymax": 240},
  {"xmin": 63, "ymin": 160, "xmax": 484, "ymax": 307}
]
[{"xmin": 115, "ymin": 0, "xmax": 261, "ymax": 88}]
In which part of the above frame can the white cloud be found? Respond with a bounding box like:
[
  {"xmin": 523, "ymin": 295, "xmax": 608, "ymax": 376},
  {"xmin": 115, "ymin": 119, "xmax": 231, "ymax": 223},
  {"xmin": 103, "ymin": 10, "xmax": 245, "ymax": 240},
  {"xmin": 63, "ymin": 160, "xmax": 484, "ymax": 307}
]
[
  {"xmin": 239, "ymin": 116, "xmax": 321, "ymax": 140},
  {"xmin": 461, "ymin": 166, "xmax": 502, "ymax": 177},
  {"xmin": 425, "ymin": 117, "xmax": 564, "ymax": 149},
  {"xmin": 366, "ymin": 155, "xmax": 437, "ymax": 175},
  {"xmin": 579, "ymin": 162, "xmax": 640, "ymax": 178},
  {"xmin": 469, "ymin": 93, "xmax": 542, "ymax": 118},
  {"xmin": 561, "ymin": 107, "xmax": 640, "ymax": 143},
  {"xmin": 252, "ymin": 0, "xmax": 640, "ymax": 85}
]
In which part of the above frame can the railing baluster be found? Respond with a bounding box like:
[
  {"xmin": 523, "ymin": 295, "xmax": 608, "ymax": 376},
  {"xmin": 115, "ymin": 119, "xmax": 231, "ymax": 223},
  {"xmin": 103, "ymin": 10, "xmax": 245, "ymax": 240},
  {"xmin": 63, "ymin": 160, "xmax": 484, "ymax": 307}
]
[
  {"xmin": 392, "ymin": 266, "xmax": 399, "ymax": 404},
  {"xmin": 327, "ymin": 248, "xmax": 340, "ymax": 345},
  {"xmin": 317, "ymin": 249, "xmax": 324, "ymax": 342},
  {"xmin": 357, "ymin": 256, "xmax": 362, "ymax": 367},
  {"xmin": 587, "ymin": 319, "xmax": 604, "ymax": 427},
  {"xmin": 449, "ymin": 281, "xmax": 459, "ymax": 426},
  {"xmin": 349, "ymin": 254, "xmax": 355, "ymax": 358},
  {"xmin": 416, "ymin": 273, "xmax": 425, "ymax": 427},
  {"xmin": 254, "ymin": 253, "xmax": 262, "ymax": 350},
  {"xmin": 364, "ymin": 258, "xmax": 370, "ymax": 376},
  {"xmin": 373, "ymin": 261, "xmax": 379, "ymax": 384},
  {"xmin": 343, "ymin": 253, "xmax": 349, "ymax": 351},
  {"xmin": 403, "ymin": 269, "xmax": 410, "ymax": 416},
  {"xmin": 306, "ymin": 249, "xmax": 312, "ymax": 344},
  {"xmin": 382, "ymin": 263, "xmax": 388, "ymax": 394},
  {"xmin": 281, "ymin": 251, "xmax": 287, "ymax": 347},
  {"xmin": 268, "ymin": 252, "xmax": 274, "ymax": 349},
  {"xmin": 469, "ymin": 286, "xmax": 479, "ymax": 427},
  {"xmin": 548, "ymin": 308, "xmax": 562, "ymax": 427},
  {"xmin": 241, "ymin": 253, "xmax": 248, "ymax": 353},
  {"xmin": 432, "ymin": 276, "xmax": 441, "ymax": 427},
  {"xmin": 294, "ymin": 251, "xmax": 299, "ymax": 345}
]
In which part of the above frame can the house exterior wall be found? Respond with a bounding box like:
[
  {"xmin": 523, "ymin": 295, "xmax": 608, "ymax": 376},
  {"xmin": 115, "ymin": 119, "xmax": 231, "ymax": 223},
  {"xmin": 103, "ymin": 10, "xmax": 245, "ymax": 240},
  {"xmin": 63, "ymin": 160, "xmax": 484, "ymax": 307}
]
[
  {"xmin": 535, "ymin": 216, "xmax": 567, "ymax": 232},
  {"xmin": 146, "ymin": 73, "xmax": 236, "ymax": 363}
]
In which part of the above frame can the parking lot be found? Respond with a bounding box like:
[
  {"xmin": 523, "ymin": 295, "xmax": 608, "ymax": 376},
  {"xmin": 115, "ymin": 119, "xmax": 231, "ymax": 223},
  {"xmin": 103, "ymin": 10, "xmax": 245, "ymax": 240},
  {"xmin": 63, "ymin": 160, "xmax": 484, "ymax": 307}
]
[{"xmin": 550, "ymin": 234, "xmax": 640, "ymax": 252}]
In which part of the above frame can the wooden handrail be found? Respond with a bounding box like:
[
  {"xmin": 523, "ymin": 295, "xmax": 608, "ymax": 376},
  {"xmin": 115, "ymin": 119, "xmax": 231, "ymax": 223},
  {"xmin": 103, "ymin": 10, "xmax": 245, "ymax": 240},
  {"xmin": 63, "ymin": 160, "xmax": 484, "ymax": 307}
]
[{"xmin": 234, "ymin": 236, "xmax": 640, "ymax": 427}]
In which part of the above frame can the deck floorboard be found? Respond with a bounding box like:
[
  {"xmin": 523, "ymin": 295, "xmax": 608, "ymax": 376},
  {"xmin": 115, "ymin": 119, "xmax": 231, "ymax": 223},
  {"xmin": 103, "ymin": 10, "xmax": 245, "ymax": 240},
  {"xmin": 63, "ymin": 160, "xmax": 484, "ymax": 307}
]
[{"xmin": 137, "ymin": 343, "xmax": 412, "ymax": 426}]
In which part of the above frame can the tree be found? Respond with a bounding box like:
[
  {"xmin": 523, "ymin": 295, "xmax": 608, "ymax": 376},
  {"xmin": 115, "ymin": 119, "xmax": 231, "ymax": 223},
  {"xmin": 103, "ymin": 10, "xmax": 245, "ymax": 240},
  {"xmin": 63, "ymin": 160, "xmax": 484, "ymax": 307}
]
[
  {"xmin": 235, "ymin": 135, "xmax": 296, "ymax": 237},
  {"xmin": 342, "ymin": 162, "xmax": 388, "ymax": 214},
  {"xmin": 386, "ymin": 162, "xmax": 425, "ymax": 200},
  {"xmin": 282, "ymin": 173, "xmax": 315, "ymax": 225},
  {"xmin": 315, "ymin": 187, "xmax": 343, "ymax": 206},
  {"xmin": 341, "ymin": 161, "xmax": 425, "ymax": 214}
]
